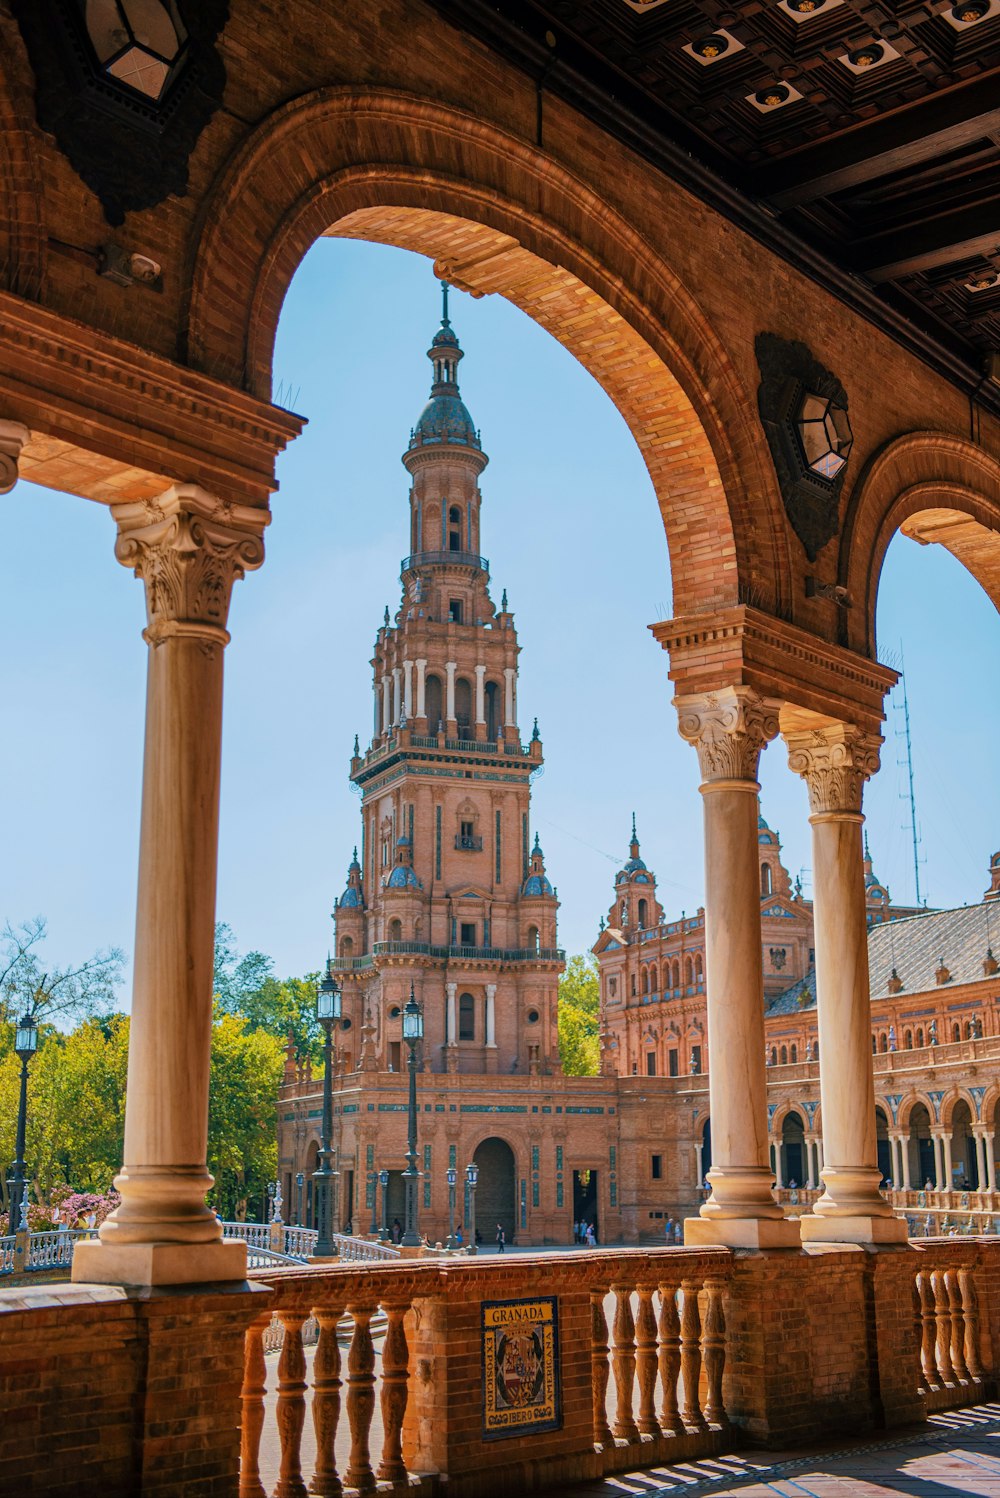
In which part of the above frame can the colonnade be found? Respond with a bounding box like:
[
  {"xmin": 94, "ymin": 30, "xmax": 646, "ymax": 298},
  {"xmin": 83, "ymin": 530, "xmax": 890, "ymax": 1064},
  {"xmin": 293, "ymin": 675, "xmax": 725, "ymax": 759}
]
[
  {"xmin": 677, "ymin": 686, "xmax": 906, "ymax": 1247},
  {"xmin": 372, "ymin": 658, "xmax": 518, "ymax": 737}
]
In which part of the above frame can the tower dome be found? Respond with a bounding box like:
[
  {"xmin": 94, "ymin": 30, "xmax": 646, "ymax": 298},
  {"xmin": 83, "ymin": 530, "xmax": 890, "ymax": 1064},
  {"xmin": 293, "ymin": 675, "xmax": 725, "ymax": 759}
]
[{"xmin": 407, "ymin": 282, "xmax": 483, "ymax": 456}]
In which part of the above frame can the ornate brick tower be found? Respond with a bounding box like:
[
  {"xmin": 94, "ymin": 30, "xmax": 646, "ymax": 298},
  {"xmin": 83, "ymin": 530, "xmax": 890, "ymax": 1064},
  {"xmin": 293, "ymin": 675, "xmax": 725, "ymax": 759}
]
[{"xmin": 332, "ymin": 286, "xmax": 562, "ymax": 1080}]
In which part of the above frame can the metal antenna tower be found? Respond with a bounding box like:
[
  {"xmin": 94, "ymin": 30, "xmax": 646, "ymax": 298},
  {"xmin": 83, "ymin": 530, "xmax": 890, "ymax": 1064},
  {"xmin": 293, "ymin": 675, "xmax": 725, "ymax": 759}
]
[{"xmin": 895, "ymin": 647, "xmax": 925, "ymax": 906}]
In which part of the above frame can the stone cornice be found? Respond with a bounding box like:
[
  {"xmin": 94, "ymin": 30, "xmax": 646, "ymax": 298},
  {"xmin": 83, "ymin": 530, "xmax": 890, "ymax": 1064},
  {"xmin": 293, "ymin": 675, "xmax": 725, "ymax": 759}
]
[
  {"xmin": 651, "ymin": 606, "xmax": 897, "ymax": 737},
  {"xmin": 0, "ymin": 292, "xmax": 303, "ymax": 509}
]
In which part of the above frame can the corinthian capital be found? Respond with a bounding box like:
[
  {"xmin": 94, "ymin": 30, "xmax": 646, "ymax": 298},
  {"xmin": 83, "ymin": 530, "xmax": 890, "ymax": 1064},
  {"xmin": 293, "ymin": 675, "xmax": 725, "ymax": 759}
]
[
  {"xmin": 675, "ymin": 687, "xmax": 780, "ymax": 783},
  {"xmin": 785, "ymin": 723, "xmax": 882, "ymax": 815},
  {"xmin": 0, "ymin": 420, "xmax": 29, "ymax": 495},
  {"xmin": 113, "ymin": 484, "xmax": 267, "ymax": 644}
]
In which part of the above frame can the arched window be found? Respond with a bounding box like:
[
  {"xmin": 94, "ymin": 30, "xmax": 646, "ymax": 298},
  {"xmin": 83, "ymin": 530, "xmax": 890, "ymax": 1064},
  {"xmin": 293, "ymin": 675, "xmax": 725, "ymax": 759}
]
[
  {"xmin": 871, "ymin": 1034, "xmax": 877, "ymax": 1053},
  {"xmin": 459, "ymin": 992, "xmax": 475, "ymax": 1040},
  {"xmin": 641, "ymin": 967, "xmax": 649, "ymax": 995},
  {"xmin": 637, "ymin": 898, "xmax": 648, "ymax": 928},
  {"xmin": 485, "ymin": 680, "xmax": 501, "ymax": 740},
  {"xmin": 879, "ymin": 1032, "xmax": 887, "ymax": 1053},
  {"xmin": 425, "ymin": 673, "xmax": 443, "ymax": 732},
  {"xmin": 695, "ymin": 952, "xmax": 703, "ymax": 979},
  {"xmin": 339, "ymin": 935, "xmax": 354, "ymax": 957},
  {"xmin": 916, "ymin": 1028, "xmax": 924, "ymax": 1048},
  {"xmin": 631, "ymin": 974, "xmax": 637, "ymax": 997},
  {"xmin": 685, "ymin": 957, "xmax": 694, "ymax": 988},
  {"xmin": 790, "ymin": 1044, "xmax": 798, "ymax": 1063},
  {"xmin": 780, "ymin": 1045, "xmax": 787, "ymax": 1065},
  {"xmin": 648, "ymin": 963, "xmax": 658, "ymax": 993},
  {"xmin": 671, "ymin": 960, "xmax": 680, "ymax": 989},
  {"xmin": 770, "ymin": 1047, "xmax": 778, "ymax": 1066},
  {"xmin": 388, "ymin": 918, "xmax": 402, "ymax": 942},
  {"xmin": 964, "ymin": 1021, "xmax": 973, "ymax": 1040},
  {"xmin": 454, "ymin": 678, "xmax": 473, "ymax": 734},
  {"xmin": 761, "ymin": 863, "xmax": 772, "ymax": 896},
  {"xmin": 527, "ymin": 925, "xmax": 540, "ymax": 953},
  {"xmin": 953, "ymin": 1023, "xmax": 961, "ymax": 1043},
  {"xmin": 448, "ymin": 505, "xmax": 462, "ymax": 552},
  {"xmin": 904, "ymin": 1029, "xmax": 913, "ymax": 1049},
  {"xmin": 814, "ymin": 1038, "xmax": 820, "ymax": 1060}
]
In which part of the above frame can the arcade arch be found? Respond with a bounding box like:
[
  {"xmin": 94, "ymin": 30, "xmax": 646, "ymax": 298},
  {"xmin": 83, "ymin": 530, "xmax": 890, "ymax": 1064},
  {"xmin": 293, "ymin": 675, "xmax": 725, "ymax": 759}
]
[{"xmin": 472, "ymin": 1137, "xmax": 516, "ymax": 1245}]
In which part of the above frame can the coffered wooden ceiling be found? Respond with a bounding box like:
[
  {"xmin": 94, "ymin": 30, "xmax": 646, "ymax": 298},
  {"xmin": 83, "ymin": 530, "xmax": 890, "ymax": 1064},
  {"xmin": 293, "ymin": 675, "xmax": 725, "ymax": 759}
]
[{"xmin": 428, "ymin": 0, "xmax": 1000, "ymax": 402}]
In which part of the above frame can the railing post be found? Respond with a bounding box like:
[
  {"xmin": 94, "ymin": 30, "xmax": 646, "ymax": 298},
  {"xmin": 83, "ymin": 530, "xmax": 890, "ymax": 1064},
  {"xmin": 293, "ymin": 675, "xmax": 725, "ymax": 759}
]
[
  {"xmin": 239, "ymin": 1311, "xmax": 272, "ymax": 1498},
  {"xmin": 275, "ymin": 1311, "xmax": 308, "ymax": 1498},
  {"xmin": 635, "ymin": 1285, "xmax": 659, "ymax": 1436},
  {"xmin": 612, "ymin": 1283, "xmax": 639, "ymax": 1442},
  {"xmin": 377, "ymin": 1303, "xmax": 410, "ymax": 1483},
  {"xmin": 916, "ymin": 1272, "xmax": 937, "ymax": 1393},
  {"xmin": 309, "ymin": 1303, "xmax": 344, "ymax": 1498},
  {"xmin": 590, "ymin": 1289, "xmax": 613, "ymax": 1449},
  {"xmin": 345, "ymin": 1302, "xmax": 378, "ymax": 1493},
  {"xmin": 959, "ymin": 1268, "xmax": 983, "ymax": 1380},
  {"xmin": 702, "ymin": 1277, "xmax": 727, "ymax": 1427},
  {"xmin": 680, "ymin": 1279, "xmax": 706, "ymax": 1429},
  {"xmin": 946, "ymin": 1269, "xmax": 970, "ymax": 1382},
  {"xmin": 932, "ymin": 1269, "xmax": 955, "ymax": 1386},
  {"xmin": 657, "ymin": 1281, "xmax": 683, "ymax": 1435}
]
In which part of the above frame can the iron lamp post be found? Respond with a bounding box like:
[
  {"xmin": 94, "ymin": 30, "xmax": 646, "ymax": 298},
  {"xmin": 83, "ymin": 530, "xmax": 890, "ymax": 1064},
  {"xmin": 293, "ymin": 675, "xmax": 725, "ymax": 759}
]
[
  {"xmin": 466, "ymin": 1161, "xmax": 479, "ymax": 1255},
  {"xmin": 379, "ymin": 1169, "xmax": 390, "ymax": 1242},
  {"xmin": 296, "ymin": 1171, "xmax": 305, "ymax": 1226},
  {"xmin": 446, "ymin": 1166, "xmax": 457, "ymax": 1250},
  {"xmin": 9, "ymin": 1013, "xmax": 38, "ymax": 1232},
  {"xmin": 368, "ymin": 1170, "xmax": 379, "ymax": 1236},
  {"xmin": 401, "ymin": 984, "xmax": 424, "ymax": 1247},
  {"xmin": 313, "ymin": 972, "xmax": 342, "ymax": 1256}
]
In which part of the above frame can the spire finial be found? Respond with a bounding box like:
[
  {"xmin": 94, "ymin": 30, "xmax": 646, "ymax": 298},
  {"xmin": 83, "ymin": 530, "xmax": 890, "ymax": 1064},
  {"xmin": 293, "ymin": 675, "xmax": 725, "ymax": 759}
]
[
  {"xmin": 353, "ymin": 733, "xmax": 360, "ymax": 757},
  {"xmin": 501, "ymin": 587, "xmax": 508, "ymax": 611},
  {"xmin": 384, "ymin": 605, "xmax": 390, "ymax": 627},
  {"xmin": 352, "ymin": 845, "xmax": 358, "ymax": 863},
  {"xmin": 441, "ymin": 279, "xmax": 450, "ymax": 327},
  {"xmin": 533, "ymin": 831, "xmax": 541, "ymax": 854},
  {"xmin": 531, "ymin": 717, "xmax": 540, "ymax": 742},
  {"xmin": 864, "ymin": 830, "xmax": 871, "ymax": 861},
  {"xmin": 631, "ymin": 811, "xmax": 637, "ymax": 842}
]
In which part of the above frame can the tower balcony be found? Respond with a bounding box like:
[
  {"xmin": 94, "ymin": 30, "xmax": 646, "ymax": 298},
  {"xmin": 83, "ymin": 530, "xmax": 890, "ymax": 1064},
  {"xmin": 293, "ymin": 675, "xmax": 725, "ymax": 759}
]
[
  {"xmin": 401, "ymin": 549, "xmax": 489, "ymax": 573},
  {"xmin": 329, "ymin": 940, "xmax": 565, "ymax": 969}
]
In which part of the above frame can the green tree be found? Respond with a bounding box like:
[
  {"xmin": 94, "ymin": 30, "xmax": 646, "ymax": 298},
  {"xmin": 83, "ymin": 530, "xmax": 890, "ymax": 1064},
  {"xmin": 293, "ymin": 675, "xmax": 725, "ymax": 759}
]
[
  {"xmin": 208, "ymin": 1009, "xmax": 285, "ymax": 1219},
  {"xmin": 0, "ymin": 917, "xmax": 124, "ymax": 1026},
  {"xmin": 28, "ymin": 1015, "xmax": 129, "ymax": 1195},
  {"xmin": 214, "ymin": 922, "xmax": 321, "ymax": 1063},
  {"xmin": 558, "ymin": 953, "xmax": 600, "ymax": 1076}
]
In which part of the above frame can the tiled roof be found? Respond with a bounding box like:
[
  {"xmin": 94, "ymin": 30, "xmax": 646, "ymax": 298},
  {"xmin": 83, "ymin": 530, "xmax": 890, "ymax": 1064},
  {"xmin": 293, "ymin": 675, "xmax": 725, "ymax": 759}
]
[{"xmin": 765, "ymin": 901, "xmax": 999, "ymax": 1016}]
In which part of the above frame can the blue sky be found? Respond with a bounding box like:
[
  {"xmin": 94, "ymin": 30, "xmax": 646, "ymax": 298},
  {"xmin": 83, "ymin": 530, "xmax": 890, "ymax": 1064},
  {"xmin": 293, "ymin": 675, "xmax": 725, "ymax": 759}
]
[{"xmin": 1, "ymin": 237, "xmax": 997, "ymax": 997}]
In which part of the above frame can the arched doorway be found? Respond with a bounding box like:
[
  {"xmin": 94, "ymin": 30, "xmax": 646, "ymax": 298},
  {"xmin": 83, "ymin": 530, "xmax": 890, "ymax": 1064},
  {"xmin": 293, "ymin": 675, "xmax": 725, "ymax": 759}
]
[
  {"xmin": 474, "ymin": 1137, "xmax": 516, "ymax": 1247},
  {"xmin": 950, "ymin": 1100, "xmax": 977, "ymax": 1189},
  {"xmin": 875, "ymin": 1107, "xmax": 892, "ymax": 1186},
  {"xmin": 781, "ymin": 1112, "xmax": 805, "ymax": 1188},
  {"xmin": 908, "ymin": 1103, "xmax": 936, "ymax": 1188}
]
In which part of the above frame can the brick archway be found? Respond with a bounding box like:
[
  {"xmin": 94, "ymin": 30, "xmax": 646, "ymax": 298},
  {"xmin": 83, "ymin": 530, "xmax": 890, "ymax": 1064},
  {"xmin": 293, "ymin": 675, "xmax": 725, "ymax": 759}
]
[
  {"xmin": 841, "ymin": 433, "xmax": 1000, "ymax": 656},
  {"xmin": 185, "ymin": 87, "xmax": 789, "ymax": 620}
]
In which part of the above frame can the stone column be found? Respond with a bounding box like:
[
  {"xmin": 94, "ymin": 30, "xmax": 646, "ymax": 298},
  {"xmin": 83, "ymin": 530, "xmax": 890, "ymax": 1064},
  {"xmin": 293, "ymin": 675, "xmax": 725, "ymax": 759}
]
[
  {"xmin": 942, "ymin": 1131, "xmax": 954, "ymax": 1191},
  {"xmin": 985, "ymin": 1133, "xmax": 997, "ymax": 1193},
  {"xmin": 382, "ymin": 675, "xmax": 391, "ymax": 734},
  {"xmin": 785, "ymin": 723, "xmax": 906, "ymax": 1244},
  {"xmin": 503, "ymin": 667, "xmax": 516, "ymax": 728},
  {"xmin": 900, "ymin": 1134, "xmax": 912, "ymax": 1190},
  {"xmin": 415, "ymin": 659, "xmax": 427, "ymax": 721},
  {"xmin": 676, "ymin": 688, "xmax": 798, "ymax": 1248},
  {"xmin": 976, "ymin": 1133, "xmax": 988, "ymax": 1192},
  {"xmin": 446, "ymin": 662, "xmax": 456, "ymax": 726},
  {"xmin": 403, "ymin": 660, "xmax": 413, "ymax": 720},
  {"xmin": 695, "ymin": 1140, "xmax": 703, "ymax": 1190},
  {"xmin": 446, "ymin": 983, "xmax": 457, "ymax": 1047},
  {"xmin": 485, "ymin": 984, "xmax": 497, "ymax": 1047},
  {"xmin": 392, "ymin": 667, "xmax": 401, "ymax": 726},
  {"xmin": 475, "ymin": 664, "xmax": 486, "ymax": 725},
  {"xmin": 373, "ymin": 680, "xmax": 380, "ymax": 737},
  {"xmin": 773, "ymin": 1139, "xmax": 784, "ymax": 1190},
  {"xmin": 74, "ymin": 485, "xmax": 263, "ymax": 1287},
  {"xmin": 0, "ymin": 420, "xmax": 29, "ymax": 495}
]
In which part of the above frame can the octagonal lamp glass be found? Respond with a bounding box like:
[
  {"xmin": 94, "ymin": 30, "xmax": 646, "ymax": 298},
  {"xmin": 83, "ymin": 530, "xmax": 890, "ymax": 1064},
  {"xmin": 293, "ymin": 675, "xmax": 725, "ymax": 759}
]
[
  {"xmin": 82, "ymin": 0, "xmax": 188, "ymax": 102},
  {"xmin": 796, "ymin": 391, "xmax": 853, "ymax": 480},
  {"xmin": 402, "ymin": 992, "xmax": 423, "ymax": 1042},
  {"xmin": 14, "ymin": 1014, "xmax": 38, "ymax": 1058},
  {"xmin": 466, "ymin": 1163, "xmax": 479, "ymax": 1186},
  {"xmin": 316, "ymin": 974, "xmax": 342, "ymax": 1023}
]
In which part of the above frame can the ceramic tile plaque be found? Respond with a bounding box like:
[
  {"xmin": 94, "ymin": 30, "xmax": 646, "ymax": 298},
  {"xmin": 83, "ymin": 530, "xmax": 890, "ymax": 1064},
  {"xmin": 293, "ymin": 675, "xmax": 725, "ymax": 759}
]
[{"xmin": 481, "ymin": 1296, "xmax": 560, "ymax": 1439}]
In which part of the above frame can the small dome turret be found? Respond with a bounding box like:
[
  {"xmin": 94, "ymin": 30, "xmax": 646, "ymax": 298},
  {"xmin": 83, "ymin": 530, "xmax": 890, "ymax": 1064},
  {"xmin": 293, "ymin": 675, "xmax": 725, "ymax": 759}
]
[
  {"xmin": 338, "ymin": 847, "xmax": 364, "ymax": 909},
  {"xmin": 384, "ymin": 834, "xmax": 423, "ymax": 891},
  {"xmin": 407, "ymin": 281, "xmax": 484, "ymax": 456},
  {"xmin": 616, "ymin": 814, "xmax": 649, "ymax": 883},
  {"xmin": 522, "ymin": 832, "xmax": 554, "ymax": 897}
]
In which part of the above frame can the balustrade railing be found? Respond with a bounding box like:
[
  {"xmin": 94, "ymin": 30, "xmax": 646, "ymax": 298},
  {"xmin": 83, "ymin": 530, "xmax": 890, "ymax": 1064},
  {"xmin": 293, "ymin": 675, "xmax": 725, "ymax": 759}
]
[
  {"xmin": 240, "ymin": 1249, "xmax": 734, "ymax": 1496},
  {"xmin": 0, "ymin": 1227, "xmax": 97, "ymax": 1277},
  {"xmin": 0, "ymin": 1236, "xmax": 15, "ymax": 1274},
  {"xmin": 912, "ymin": 1241, "xmax": 995, "ymax": 1411},
  {"xmin": 333, "ymin": 1233, "xmax": 400, "ymax": 1262}
]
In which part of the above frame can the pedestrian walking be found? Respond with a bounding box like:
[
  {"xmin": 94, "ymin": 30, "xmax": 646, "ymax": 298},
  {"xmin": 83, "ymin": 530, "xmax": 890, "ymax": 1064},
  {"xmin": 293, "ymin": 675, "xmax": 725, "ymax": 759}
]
[{"xmin": 496, "ymin": 1222, "xmax": 505, "ymax": 1253}]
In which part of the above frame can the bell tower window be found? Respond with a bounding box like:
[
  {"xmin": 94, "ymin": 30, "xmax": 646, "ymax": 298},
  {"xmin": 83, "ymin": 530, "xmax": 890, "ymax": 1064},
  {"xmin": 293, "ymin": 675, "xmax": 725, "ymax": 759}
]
[
  {"xmin": 449, "ymin": 599, "xmax": 462, "ymax": 624},
  {"xmin": 449, "ymin": 506, "xmax": 462, "ymax": 552},
  {"xmin": 761, "ymin": 862, "xmax": 772, "ymax": 896}
]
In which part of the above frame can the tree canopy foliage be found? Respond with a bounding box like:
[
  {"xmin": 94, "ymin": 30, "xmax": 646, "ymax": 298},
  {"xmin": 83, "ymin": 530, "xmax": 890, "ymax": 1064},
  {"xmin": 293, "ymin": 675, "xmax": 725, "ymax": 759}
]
[
  {"xmin": 0, "ymin": 917, "xmax": 124, "ymax": 1025},
  {"xmin": 213, "ymin": 922, "xmax": 321, "ymax": 1065},
  {"xmin": 558, "ymin": 953, "xmax": 601, "ymax": 1076}
]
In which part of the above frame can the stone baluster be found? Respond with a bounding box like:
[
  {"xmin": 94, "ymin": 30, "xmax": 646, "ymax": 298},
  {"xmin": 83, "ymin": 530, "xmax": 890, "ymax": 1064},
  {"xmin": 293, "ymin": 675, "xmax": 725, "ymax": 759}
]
[
  {"xmin": 657, "ymin": 1283, "xmax": 682, "ymax": 1434},
  {"xmin": 74, "ymin": 487, "xmax": 265, "ymax": 1287},
  {"xmin": 785, "ymin": 723, "xmax": 906, "ymax": 1244},
  {"xmin": 377, "ymin": 1303, "xmax": 410, "ymax": 1483},
  {"xmin": 931, "ymin": 1269, "xmax": 955, "ymax": 1385},
  {"xmin": 310, "ymin": 1305, "xmax": 344, "ymax": 1497},
  {"xmin": 590, "ymin": 1290, "xmax": 613, "ymax": 1448},
  {"xmin": 680, "ymin": 1280, "xmax": 706, "ymax": 1429},
  {"xmin": 914, "ymin": 1275, "xmax": 933, "ymax": 1394},
  {"xmin": 239, "ymin": 1312, "xmax": 272, "ymax": 1498},
  {"xmin": 345, "ymin": 1303, "xmax": 377, "ymax": 1493},
  {"xmin": 702, "ymin": 1278, "xmax": 727, "ymax": 1426},
  {"xmin": 611, "ymin": 1284, "xmax": 639, "ymax": 1441},
  {"xmin": 676, "ymin": 690, "xmax": 797, "ymax": 1248},
  {"xmin": 959, "ymin": 1268, "xmax": 983, "ymax": 1380},
  {"xmin": 275, "ymin": 1312, "xmax": 308, "ymax": 1498},
  {"xmin": 946, "ymin": 1270, "xmax": 969, "ymax": 1382},
  {"xmin": 635, "ymin": 1286, "xmax": 659, "ymax": 1436}
]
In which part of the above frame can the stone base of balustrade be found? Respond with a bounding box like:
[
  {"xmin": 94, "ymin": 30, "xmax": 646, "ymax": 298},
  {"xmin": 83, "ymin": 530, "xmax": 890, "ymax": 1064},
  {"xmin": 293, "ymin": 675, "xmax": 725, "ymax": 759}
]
[
  {"xmin": 72, "ymin": 1233, "xmax": 248, "ymax": 1285},
  {"xmin": 685, "ymin": 1215, "xmax": 802, "ymax": 1249},
  {"xmin": 0, "ymin": 1278, "xmax": 272, "ymax": 1497},
  {"xmin": 799, "ymin": 1212, "xmax": 909, "ymax": 1244}
]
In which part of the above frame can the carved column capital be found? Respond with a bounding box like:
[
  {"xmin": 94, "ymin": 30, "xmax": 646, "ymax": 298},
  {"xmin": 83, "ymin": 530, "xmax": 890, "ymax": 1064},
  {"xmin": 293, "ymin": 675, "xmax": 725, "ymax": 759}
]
[
  {"xmin": 785, "ymin": 723, "xmax": 882, "ymax": 816},
  {"xmin": 675, "ymin": 687, "xmax": 780, "ymax": 784},
  {"xmin": 112, "ymin": 483, "xmax": 268, "ymax": 645},
  {"xmin": 0, "ymin": 421, "xmax": 29, "ymax": 495}
]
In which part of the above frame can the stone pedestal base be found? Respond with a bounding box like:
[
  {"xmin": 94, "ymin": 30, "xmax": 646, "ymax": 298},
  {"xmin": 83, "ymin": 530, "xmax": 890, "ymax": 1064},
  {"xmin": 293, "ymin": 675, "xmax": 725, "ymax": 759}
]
[
  {"xmin": 72, "ymin": 1235, "xmax": 247, "ymax": 1287},
  {"xmin": 684, "ymin": 1216, "xmax": 801, "ymax": 1249},
  {"xmin": 799, "ymin": 1212, "xmax": 909, "ymax": 1245}
]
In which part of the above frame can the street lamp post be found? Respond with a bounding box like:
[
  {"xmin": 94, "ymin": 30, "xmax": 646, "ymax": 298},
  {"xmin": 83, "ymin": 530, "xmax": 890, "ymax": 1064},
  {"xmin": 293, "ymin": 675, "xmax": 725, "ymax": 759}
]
[
  {"xmin": 446, "ymin": 1166, "xmax": 457, "ymax": 1250},
  {"xmin": 9, "ymin": 1013, "xmax": 38, "ymax": 1232},
  {"xmin": 313, "ymin": 973, "xmax": 342, "ymax": 1257},
  {"xmin": 379, "ymin": 1169, "xmax": 390, "ymax": 1242},
  {"xmin": 296, "ymin": 1172, "xmax": 305, "ymax": 1226},
  {"xmin": 368, "ymin": 1170, "xmax": 379, "ymax": 1236},
  {"xmin": 401, "ymin": 984, "xmax": 424, "ymax": 1248},
  {"xmin": 466, "ymin": 1162, "xmax": 479, "ymax": 1255}
]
